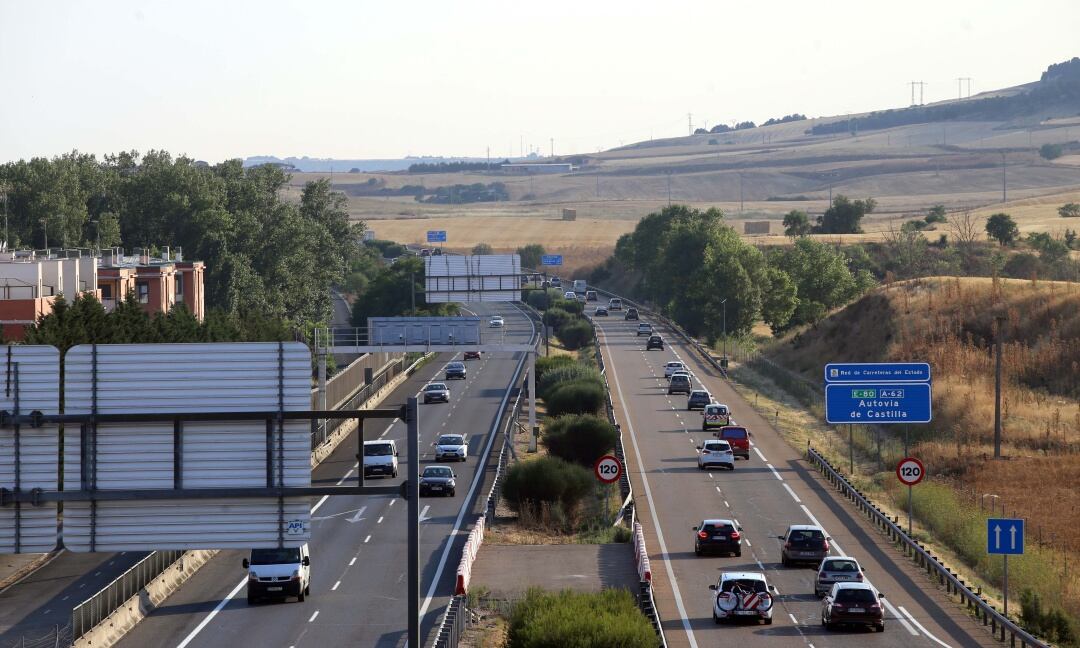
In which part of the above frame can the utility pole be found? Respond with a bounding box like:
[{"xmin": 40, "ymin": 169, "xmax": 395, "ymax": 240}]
[
  {"xmin": 909, "ymin": 81, "xmax": 926, "ymax": 106},
  {"xmin": 1001, "ymin": 152, "xmax": 1007, "ymax": 203},
  {"xmin": 994, "ymin": 315, "xmax": 1005, "ymax": 458},
  {"xmin": 957, "ymin": 77, "xmax": 973, "ymax": 99},
  {"xmin": 667, "ymin": 172, "xmax": 672, "ymax": 206},
  {"xmin": 486, "ymin": 146, "xmax": 490, "ymax": 172},
  {"xmin": 720, "ymin": 299, "xmax": 728, "ymax": 360},
  {"xmin": 739, "ymin": 173, "xmax": 744, "ymax": 213},
  {"xmin": 550, "ymin": 138, "xmax": 554, "ymax": 158},
  {"xmin": 595, "ymin": 174, "xmax": 600, "ymax": 199},
  {"xmin": 688, "ymin": 113, "xmax": 693, "ymax": 136},
  {"xmin": 1, "ymin": 184, "xmax": 8, "ymax": 252}
]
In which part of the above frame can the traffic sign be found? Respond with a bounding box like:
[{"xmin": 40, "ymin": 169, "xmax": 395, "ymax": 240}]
[
  {"xmin": 896, "ymin": 457, "xmax": 925, "ymax": 486},
  {"xmin": 825, "ymin": 382, "xmax": 932, "ymax": 424},
  {"xmin": 593, "ymin": 454, "xmax": 622, "ymax": 484},
  {"xmin": 541, "ymin": 254, "xmax": 563, "ymax": 266},
  {"xmin": 987, "ymin": 518, "xmax": 1024, "ymax": 555},
  {"xmin": 426, "ymin": 230, "xmax": 447, "ymax": 243},
  {"xmin": 824, "ymin": 362, "xmax": 931, "ymax": 384}
]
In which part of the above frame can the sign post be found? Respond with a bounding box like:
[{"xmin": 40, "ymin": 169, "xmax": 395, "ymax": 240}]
[
  {"xmin": 541, "ymin": 254, "xmax": 563, "ymax": 267},
  {"xmin": 426, "ymin": 230, "xmax": 447, "ymax": 244},
  {"xmin": 896, "ymin": 457, "xmax": 925, "ymax": 535},
  {"xmin": 988, "ymin": 518, "xmax": 1024, "ymax": 617},
  {"xmin": 594, "ymin": 455, "xmax": 622, "ymax": 484}
]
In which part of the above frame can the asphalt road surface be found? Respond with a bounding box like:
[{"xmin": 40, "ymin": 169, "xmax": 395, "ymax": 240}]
[
  {"xmin": 112, "ymin": 302, "xmax": 534, "ymax": 648},
  {"xmin": 595, "ymin": 314, "xmax": 996, "ymax": 648}
]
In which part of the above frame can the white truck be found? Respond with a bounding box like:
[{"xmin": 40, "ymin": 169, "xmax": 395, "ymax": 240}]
[{"xmin": 573, "ymin": 279, "xmax": 588, "ymax": 294}]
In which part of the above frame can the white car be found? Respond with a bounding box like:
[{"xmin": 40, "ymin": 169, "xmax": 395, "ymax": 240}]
[
  {"xmin": 697, "ymin": 439, "xmax": 735, "ymax": 470},
  {"xmin": 710, "ymin": 571, "xmax": 777, "ymax": 625},
  {"xmin": 669, "ymin": 370, "xmax": 692, "ymax": 383},
  {"xmin": 433, "ymin": 433, "xmax": 468, "ymax": 462},
  {"xmin": 664, "ymin": 361, "xmax": 687, "ymax": 378},
  {"xmin": 489, "ymin": 316, "xmax": 504, "ymax": 328},
  {"xmin": 563, "ymin": 290, "xmax": 577, "ymax": 300}
]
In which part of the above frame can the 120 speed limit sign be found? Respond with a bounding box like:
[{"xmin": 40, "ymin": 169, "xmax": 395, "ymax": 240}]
[
  {"xmin": 896, "ymin": 457, "xmax": 925, "ymax": 486},
  {"xmin": 594, "ymin": 455, "xmax": 623, "ymax": 484}
]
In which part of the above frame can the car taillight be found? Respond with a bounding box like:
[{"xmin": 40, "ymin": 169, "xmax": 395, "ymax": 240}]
[
  {"xmin": 823, "ymin": 539, "xmax": 830, "ymax": 551},
  {"xmin": 832, "ymin": 602, "xmax": 846, "ymax": 610},
  {"xmin": 730, "ymin": 531, "xmax": 741, "ymax": 540},
  {"xmin": 855, "ymin": 572, "xmax": 863, "ymax": 581},
  {"xmin": 698, "ymin": 531, "xmax": 708, "ymax": 539},
  {"xmin": 784, "ymin": 542, "xmax": 793, "ymax": 549}
]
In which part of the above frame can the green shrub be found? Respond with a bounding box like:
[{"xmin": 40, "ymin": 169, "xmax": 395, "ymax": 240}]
[
  {"xmin": 526, "ymin": 289, "xmax": 549, "ymax": 311},
  {"xmin": 507, "ymin": 588, "xmax": 656, "ymax": 648},
  {"xmin": 546, "ymin": 380, "xmax": 606, "ymax": 417},
  {"xmin": 544, "ymin": 414, "xmax": 618, "ymax": 466},
  {"xmin": 556, "ymin": 319, "xmax": 595, "ymax": 350},
  {"xmin": 543, "ymin": 307, "xmax": 574, "ymax": 334},
  {"xmin": 1021, "ymin": 590, "xmax": 1076, "ymax": 644},
  {"xmin": 538, "ymin": 364, "xmax": 601, "ymax": 400},
  {"xmin": 554, "ymin": 299, "xmax": 584, "ymax": 315},
  {"xmin": 535, "ymin": 354, "xmax": 576, "ymax": 383},
  {"xmin": 502, "ymin": 456, "xmax": 594, "ymax": 511}
]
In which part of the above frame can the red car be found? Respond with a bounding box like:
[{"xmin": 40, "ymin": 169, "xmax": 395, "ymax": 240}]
[
  {"xmin": 463, "ymin": 351, "xmax": 481, "ymax": 360},
  {"xmin": 715, "ymin": 425, "xmax": 751, "ymax": 460}
]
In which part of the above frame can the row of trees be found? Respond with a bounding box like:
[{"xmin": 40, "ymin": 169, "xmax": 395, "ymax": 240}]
[{"xmin": 782, "ymin": 195, "xmax": 878, "ymax": 236}]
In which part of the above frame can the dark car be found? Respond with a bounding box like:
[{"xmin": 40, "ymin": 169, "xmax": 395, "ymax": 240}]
[
  {"xmin": 822, "ymin": 582, "xmax": 885, "ymax": 632},
  {"xmin": 778, "ymin": 524, "xmax": 831, "ymax": 567},
  {"xmin": 422, "ymin": 382, "xmax": 450, "ymax": 404},
  {"xmin": 419, "ymin": 465, "xmax": 457, "ymax": 497},
  {"xmin": 716, "ymin": 425, "xmax": 751, "ymax": 459},
  {"xmin": 595, "ymin": 306, "xmax": 609, "ymax": 317},
  {"xmin": 687, "ymin": 390, "xmax": 711, "ymax": 411},
  {"xmin": 694, "ymin": 519, "xmax": 743, "ymax": 557},
  {"xmin": 463, "ymin": 350, "xmax": 481, "ymax": 360},
  {"xmin": 667, "ymin": 373, "xmax": 692, "ymax": 395},
  {"xmin": 445, "ymin": 361, "xmax": 467, "ymax": 380},
  {"xmin": 624, "ymin": 307, "xmax": 639, "ymax": 320},
  {"xmin": 646, "ymin": 334, "xmax": 664, "ymax": 350}
]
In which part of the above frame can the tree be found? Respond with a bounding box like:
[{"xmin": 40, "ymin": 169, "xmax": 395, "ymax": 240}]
[
  {"xmin": 1025, "ymin": 232, "xmax": 1070, "ymax": 262},
  {"xmin": 814, "ymin": 195, "xmax": 875, "ymax": 234},
  {"xmin": 1059, "ymin": 202, "xmax": 1080, "ymax": 218},
  {"xmin": 516, "ymin": 243, "xmax": 546, "ymax": 268},
  {"xmin": 1040, "ymin": 143, "xmax": 1064, "ymax": 160},
  {"xmin": 782, "ymin": 210, "xmax": 812, "ymax": 237},
  {"xmin": 985, "ymin": 213, "xmax": 1019, "ymax": 246},
  {"xmin": 948, "ymin": 210, "xmax": 981, "ymax": 247},
  {"xmin": 769, "ymin": 238, "xmax": 875, "ymax": 330},
  {"xmin": 924, "ymin": 204, "xmax": 947, "ymax": 224},
  {"xmin": 471, "ymin": 242, "xmax": 494, "ymax": 255},
  {"xmin": 350, "ymin": 255, "xmax": 457, "ymax": 326},
  {"xmin": 761, "ymin": 266, "xmax": 797, "ymax": 334}
]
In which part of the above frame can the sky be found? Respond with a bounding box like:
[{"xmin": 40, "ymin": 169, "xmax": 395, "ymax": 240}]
[{"xmin": 2, "ymin": 0, "xmax": 1078, "ymax": 163}]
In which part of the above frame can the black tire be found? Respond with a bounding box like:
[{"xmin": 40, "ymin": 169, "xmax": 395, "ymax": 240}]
[
  {"xmin": 297, "ymin": 589, "xmax": 305, "ymax": 602},
  {"xmin": 782, "ymin": 556, "xmax": 790, "ymax": 567},
  {"xmin": 695, "ymin": 546, "xmax": 701, "ymax": 557},
  {"xmin": 449, "ymin": 489, "xmax": 456, "ymax": 497},
  {"xmin": 305, "ymin": 584, "xmax": 311, "ymax": 595},
  {"xmin": 876, "ymin": 623, "xmax": 885, "ymax": 633},
  {"xmin": 763, "ymin": 617, "xmax": 773, "ymax": 625},
  {"xmin": 734, "ymin": 549, "xmax": 742, "ymax": 557},
  {"xmin": 713, "ymin": 613, "xmax": 722, "ymax": 625},
  {"xmin": 392, "ymin": 469, "xmax": 398, "ymax": 478},
  {"xmin": 247, "ymin": 593, "xmax": 256, "ymax": 605}
]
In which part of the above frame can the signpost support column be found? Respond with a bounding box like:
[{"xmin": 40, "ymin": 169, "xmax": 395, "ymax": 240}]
[
  {"xmin": 406, "ymin": 397, "xmax": 420, "ymax": 648},
  {"xmin": 849, "ymin": 425, "xmax": 854, "ymax": 475},
  {"xmin": 908, "ymin": 485, "xmax": 913, "ymax": 535},
  {"xmin": 1004, "ymin": 555, "xmax": 1009, "ymax": 617},
  {"xmin": 528, "ymin": 352, "xmax": 538, "ymax": 452}
]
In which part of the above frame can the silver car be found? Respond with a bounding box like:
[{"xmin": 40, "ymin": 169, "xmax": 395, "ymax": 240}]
[
  {"xmin": 433, "ymin": 434, "xmax": 467, "ymax": 462},
  {"xmin": 423, "ymin": 382, "xmax": 450, "ymax": 404},
  {"xmin": 815, "ymin": 557, "xmax": 866, "ymax": 597}
]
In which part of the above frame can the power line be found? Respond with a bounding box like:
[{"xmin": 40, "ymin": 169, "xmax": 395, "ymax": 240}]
[{"xmin": 909, "ymin": 81, "xmax": 927, "ymax": 106}]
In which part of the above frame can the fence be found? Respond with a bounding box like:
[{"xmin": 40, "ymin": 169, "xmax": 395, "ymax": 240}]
[
  {"xmin": 429, "ymin": 596, "xmax": 468, "ymax": 648},
  {"xmin": 3, "ymin": 624, "xmax": 72, "ymax": 648},
  {"xmin": 807, "ymin": 446, "xmax": 1049, "ymax": 648},
  {"xmin": 312, "ymin": 352, "xmax": 395, "ymax": 411},
  {"xmin": 311, "ymin": 355, "xmax": 407, "ymax": 449},
  {"xmin": 70, "ymin": 550, "xmax": 184, "ymax": 640}
]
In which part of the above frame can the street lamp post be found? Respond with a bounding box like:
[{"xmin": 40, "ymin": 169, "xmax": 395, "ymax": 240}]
[{"xmin": 720, "ymin": 298, "xmax": 728, "ymax": 361}]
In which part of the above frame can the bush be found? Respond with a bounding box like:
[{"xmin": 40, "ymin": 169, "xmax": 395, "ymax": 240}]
[
  {"xmin": 556, "ymin": 319, "xmax": 595, "ymax": 350},
  {"xmin": 1021, "ymin": 590, "xmax": 1076, "ymax": 644},
  {"xmin": 526, "ymin": 289, "xmax": 549, "ymax": 311},
  {"xmin": 535, "ymin": 355, "xmax": 575, "ymax": 383},
  {"xmin": 501, "ymin": 456, "xmax": 593, "ymax": 512},
  {"xmin": 544, "ymin": 414, "xmax": 618, "ymax": 466},
  {"xmin": 543, "ymin": 308, "xmax": 574, "ymax": 333},
  {"xmin": 538, "ymin": 364, "xmax": 601, "ymax": 400},
  {"xmin": 546, "ymin": 380, "xmax": 606, "ymax": 417},
  {"xmin": 507, "ymin": 588, "xmax": 657, "ymax": 648},
  {"xmin": 553, "ymin": 298, "xmax": 584, "ymax": 315}
]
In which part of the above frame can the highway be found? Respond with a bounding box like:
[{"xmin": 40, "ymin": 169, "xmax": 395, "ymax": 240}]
[
  {"xmin": 112, "ymin": 302, "xmax": 534, "ymax": 648},
  {"xmin": 595, "ymin": 315, "xmax": 996, "ymax": 648}
]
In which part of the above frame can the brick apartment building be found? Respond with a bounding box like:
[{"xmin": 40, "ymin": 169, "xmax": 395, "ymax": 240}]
[{"xmin": 0, "ymin": 247, "xmax": 205, "ymax": 340}]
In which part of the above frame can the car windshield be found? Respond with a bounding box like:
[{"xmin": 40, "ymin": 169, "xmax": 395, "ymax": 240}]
[
  {"xmin": 702, "ymin": 522, "xmax": 735, "ymax": 533},
  {"xmin": 448, "ymin": 363, "xmax": 464, "ymax": 370},
  {"xmin": 721, "ymin": 578, "xmax": 767, "ymax": 594},
  {"xmin": 703, "ymin": 442, "xmax": 727, "ymax": 452},
  {"xmin": 667, "ymin": 363, "xmax": 682, "ymax": 368},
  {"xmin": 438, "ymin": 435, "xmax": 463, "ymax": 445},
  {"xmin": 721, "ymin": 427, "xmax": 748, "ymax": 439},
  {"xmin": 835, "ymin": 588, "xmax": 877, "ymax": 603},
  {"xmin": 425, "ymin": 384, "xmax": 446, "ymax": 391},
  {"xmin": 250, "ymin": 547, "xmax": 301, "ymax": 565},
  {"xmin": 672, "ymin": 376, "xmax": 689, "ymax": 384},
  {"xmin": 364, "ymin": 443, "xmax": 393, "ymax": 456},
  {"xmin": 691, "ymin": 392, "xmax": 708, "ymax": 398},
  {"xmin": 423, "ymin": 467, "xmax": 452, "ymax": 478},
  {"xmin": 823, "ymin": 559, "xmax": 859, "ymax": 572},
  {"xmin": 789, "ymin": 529, "xmax": 826, "ymax": 546}
]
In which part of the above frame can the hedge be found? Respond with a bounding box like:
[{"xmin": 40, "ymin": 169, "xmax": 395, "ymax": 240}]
[
  {"xmin": 502, "ymin": 456, "xmax": 594, "ymax": 511},
  {"xmin": 546, "ymin": 380, "xmax": 606, "ymax": 417},
  {"xmin": 535, "ymin": 355, "xmax": 576, "ymax": 383},
  {"xmin": 544, "ymin": 414, "xmax": 617, "ymax": 466},
  {"xmin": 507, "ymin": 588, "xmax": 656, "ymax": 648},
  {"xmin": 538, "ymin": 364, "xmax": 601, "ymax": 400},
  {"xmin": 542, "ymin": 307, "xmax": 574, "ymax": 334},
  {"xmin": 556, "ymin": 319, "xmax": 594, "ymax": 350}
]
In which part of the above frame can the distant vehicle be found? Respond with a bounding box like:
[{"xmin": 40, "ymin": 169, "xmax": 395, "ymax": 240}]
[
  {"xmin": 433, "ymin": 434, "xmax": 468, "ymax": 462},
  {"xmin": 822, "ymin": 582, "xmax": 885, "ymax": 632},
  {"xmin": 608, "ymin": 297, "xmax": 623, "ymax": 311},
  {"xmin": 573, "ymin": 279, "xmax": 588, "ymax": 293},
  {"xmin": 778, "ymin": 524, "xmax": 831, "ymax": 567},
  {"xmin": 669, "ymin": 370, "xmax": 691, "ymax": 382},
  {"xmin": 463, "ymin": 350, "xmax": 481, "ymax": 360},
  {"xmin": 564, "ymin": 290, "xmax": 577, "ymax": 300},
  {"xmin": 646, "ymin": 334, "xmax": 664, "ymax": 350},
  {"xmin": 419, "ymin": 465, "xmax": 457, "ymax": 497},
  {"xmin": 715, "ymin": 425, "xmax": 750, "ymax": 459},
  {"xmin": 668, "ymin": 373, "xmax": 692, "ymax": 395},
  {"xmin": 423, "ymin": 382, "xmax": 450, "ymax": 404},
  {"xmin": 363, "ymin": 440, "xmax": 398, "ymax": 478},
  {"xmin": 585, "ymin": 290, "xmax": 598, "ymax": 302},
  {"xmin": 624, "ymin": 307, "xmax": 639, "ymax": 320},
  {"xmin": 636, "ymin": 322, "xmax": 653, "ymax": 336},
  {"xmin": 815, "ymin": 557, "xmax": 866, "ymax": 597},
  {"xmin": 697, "ymin": 439, "xmax": 734, "ymax": 470},
  {"xmin": 489, "ymin": 315, "xmax": 504, "ymax": 328},
  {"xmin": 693, "ymin": 518, "xmax": 743, "ymax": 557},
  {"xmin": 420, "ymin": 248, "xmax": 433, "ymax": 257},
  {"xmin": 243, "ymin": 544, "xmax": 311, "ymax": 604},
  {"xmin": 594, "ymin": 306, "xmax": 609, "ymax": 316},
  {"xmin": 702, "ymin": 403, "xmax": 731, "ymax": 430},
  {"xmin": 664, "ymin": 361, "xmax": 686, "ymax": 378},
  {"xmin": 445, "ymin": 361, "xmax": 467, "ymax": 380},
  {"xmin": 550, "ymin": 276, "xmax": 562, "ymax": 288},
  {"xmin": 687, "ymin": 390, "xmax": 712, "ymax": 410},
  {"xmin": 710, "ymin": 571, "xmax": 776, "ymax": 625},
  {"xmin": 432, "ymin": 248, "xmax": 443, "ymax": 256}
]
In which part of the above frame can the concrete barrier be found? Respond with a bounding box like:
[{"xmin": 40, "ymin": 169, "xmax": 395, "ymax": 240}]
[{"xmin": 454, "ymin": 515, "xmax": 485, "ymax": 595}]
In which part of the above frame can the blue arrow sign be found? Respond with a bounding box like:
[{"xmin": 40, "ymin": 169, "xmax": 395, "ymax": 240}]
[
  {"xmin": 987, "ymin": 518, "xmax": 1024, "ymax": 555},
  {"xmin": 825, "ymin": 362, "xmax": 931, "ymax": 384},
  {"xmin": 541, "ymin": 255, "xmax": 563, "ymax": 266},
  {"xmin": 426, "ymin": 230, "xmax": 447, "ymax": 243},
  {"xmin": 825, "ymin": 383, "xmax": 932, "ymax": 424}
]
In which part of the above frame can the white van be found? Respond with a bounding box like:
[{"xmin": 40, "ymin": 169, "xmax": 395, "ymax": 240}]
[
  {"xmin": 585, "ymin": 290, "xmax": 599, "ymax": 302},
  {"xmin": 608, "ymin": 297, "xmax": 623, "ymax": 311},
  {"xmin": 243, "ymin": 544, "xmax": 311, "ymax": 603},
  {"xmin": 363, "ymin": 439, "xmax": 399, "ymax": 478}
]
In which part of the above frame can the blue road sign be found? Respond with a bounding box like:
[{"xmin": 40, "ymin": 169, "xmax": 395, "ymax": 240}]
[
  {"xmin": 541, "ymin": 255, "xmax": 563, "ymax": 266},
  {"xmin": 825, "ymin": 383, "xmax": 932, "ymax": 424},
  {"xmin": 426, "ymin": 230, "xmax": 447, "ymax": 243},
  {"xmin": 825, "ymin": 362, "xmax": 931, "ymax": 384},
  {"xmin": 987, "ymin": 518, "xmax": 1024, "ymax": 555}
]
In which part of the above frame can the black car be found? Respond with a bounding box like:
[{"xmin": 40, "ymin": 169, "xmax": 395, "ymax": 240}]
[
  {"xmin": 694, "ymin": 519, "xmax": 743, "ymax": 557},
  {"xmin": 463, "ymin": 351, "xmax": 481, "ymax": 360},
  {"xmin": 687, "ymin": 390, "xmax": 711, "ymax": 410},
  {"xmin": 624, "ymin": 308, "xmax": 639, "ymax": 320},
  {"xmin": 445, "ymin": 362, "xmax": 467, "ymax": 380},
  {"xmin": 646, "ymin": 334, "xmax": 664, "ymax": 350}
]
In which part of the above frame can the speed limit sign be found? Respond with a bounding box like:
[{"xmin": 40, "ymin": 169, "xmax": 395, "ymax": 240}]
[
  {"xmin": 594, "ymin": 455, "xmax": 623, "ymax": 484},
  {"xmin": 896, "ymin": 457, "xmax": 925, "ymax": 486}
]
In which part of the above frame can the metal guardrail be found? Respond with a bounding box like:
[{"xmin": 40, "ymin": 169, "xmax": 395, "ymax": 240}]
[
  {"xmin": 311, "ymin": 356, "xmax": 407, "ymax": 449},
  {"xmin": 71, "ymin": 550, "xmax": 184, "ymax": 641},
  {"xmin": 430, "ymin": 595, "xmax": 468, "ymax": 648},
  {"xmin": 589, "ymin": 319, "xmax": 634, "ymax": 527},
  {"xmin": 806, "ymin": 446, "xmax": 1049, "ymax": 648},
  {"xmin": 3, "ymin": 624, "xmax": 72, "ymax": 648}
]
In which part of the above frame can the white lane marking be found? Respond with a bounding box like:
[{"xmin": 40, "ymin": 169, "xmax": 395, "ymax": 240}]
[
  {"xmin": 753, "ymin": 447, "xmax": 768, "ymax": 462},
  {"xmin": 887, "ymin": 600, "xmax": 921, "ymax": 635},
  {"xmin": 744, "ymin": 539, "xmax": 752, "ymax": 547},
  {"xmin": 604, "ymin": 328, "xmax": 699, "ymax": 648},
  {"xmin": 789, "ymin": 613, "xmax": 799, "ymax": 624},
  {"xmin": 377, "ymin": 516, "xmax": 384, "ymax": 524},
  {"xmin": 346, "ymin": 506, "xmax": 367, "ymax": 523},
  {"xmin": 332, "ymin": 580, "xmax": 341, "ymax": 591},
  {"xmin": 389, "ymin": 499, "xmax": 396, "ymax": 507},
  {"xmin": 349, "ymin": 557, "xmax": 357, "ymax": 566},
  {"xmin": 364, "ymin": 535, "xmax": 371, "ymax": 543},
  {"xmin": 766, "ymin": 463, "xmax": 783, "ymax": 481},
  {"xmin": 94, "ymin": 571, "xmax": 101, "ymax": 576},
  {"xmin": 708, "ymin": 473, "xmax": 713, "ymax": 479},
  {"xmin": 175, "ymin": 578, "xmax": 247, "ymax": 648},
  {"xmin": 723, "ymin": 500, "xmax": 729, "ymax": 507},
  {"xmin": 312, "ymin": 495, "xmax": 330, "ymax": 514},
  {"xmin": 336, "ymin": 469, "xmax": 354, "ymax": 486},
  {"xmin": 419, "ymin": 505, "xmax": 431, "ymax": 523},
  {"xmin": 899, "ymin": 606, "xmax": 953, "ymax": 646},
  {"xmin": 756, "ymin": 559, "xmax": 765, "ymax": 570},
  {"xmin": 782, "ymin": 483, "xmax": 802, "ymax": 503},
  {"xmin": 308, "ymin": 610, "xmax": 319, "ymax": 623}
]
